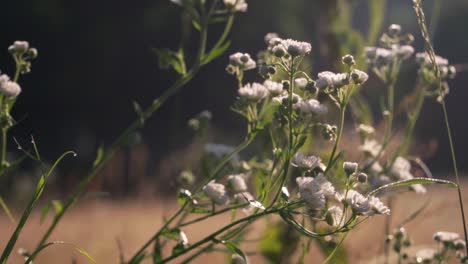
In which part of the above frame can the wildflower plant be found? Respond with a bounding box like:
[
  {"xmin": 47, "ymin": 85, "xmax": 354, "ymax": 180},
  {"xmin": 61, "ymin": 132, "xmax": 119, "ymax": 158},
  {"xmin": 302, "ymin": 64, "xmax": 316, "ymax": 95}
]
[{"xmin": 0, "ymin": 0, "xmax": 465, "ymax": 263}]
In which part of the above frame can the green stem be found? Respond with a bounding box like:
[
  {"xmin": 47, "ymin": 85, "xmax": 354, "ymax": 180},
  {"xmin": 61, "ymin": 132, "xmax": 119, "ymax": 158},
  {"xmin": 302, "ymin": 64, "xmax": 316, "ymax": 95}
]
[
  {"xmin": 2, "ymin": 151, "xmax": 75, "ymax": 263},
  {"xmin": 441, "ymin": 100, "xmax": 468, "ymax": 254},
  {"xmin": 322, "ymin": 230, "xmax": 349, "ymax": 264},
  {"xmin": 127, "ymin": 203, "xmax": 188, "ymax": 263},
  {"xmin": 157, "ymin": 208, "xmax": 280, "ymax": 263},
  {"xmin": 0, "ymin": 128, "xmax": 6, "ymax": 169},
  {"xmin": 412, "ymin": 0, "xmax": 468, "ymax": 254},
  {"xmin": 179, "ymin": 203, "xmax": 247, "ymax": 227},
  {"xmin": 325, "ymin": 106, "xmax": 346, "ymax": 172}
]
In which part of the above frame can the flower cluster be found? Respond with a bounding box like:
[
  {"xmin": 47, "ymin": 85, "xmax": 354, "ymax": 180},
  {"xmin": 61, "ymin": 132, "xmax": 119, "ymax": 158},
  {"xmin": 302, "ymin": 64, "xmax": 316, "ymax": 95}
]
[
  {"xmin": 8, "ymin": 40, "xmax": 38, "ymax": 75},
  {"xmin": 0, "ymin": 74, "xmax": 21, "ymax": 98},
  {"xmin": 202, "ymin": 173, "xmax": 262, "ymax": 213},
  {"xmin": 394, "ymin": 230, "xmax": 468, "ymax": 263},
  {"xmin": 365, "ymin": 24, "xmax": 414, "ymax": 81},
  {"xmin": 415, "ymin": 52, "xmax": 456, "ymax": 102},
  {"xmin": 223, "ymin": 0, "xmax": 248, "ymax": 12}
]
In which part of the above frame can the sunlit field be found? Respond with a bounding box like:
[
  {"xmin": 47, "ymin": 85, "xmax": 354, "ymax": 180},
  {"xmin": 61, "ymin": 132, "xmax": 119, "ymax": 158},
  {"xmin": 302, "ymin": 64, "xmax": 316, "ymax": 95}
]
[{"xmin": 0, "ymin": 182, "xmax": 466, "ymax": 263}]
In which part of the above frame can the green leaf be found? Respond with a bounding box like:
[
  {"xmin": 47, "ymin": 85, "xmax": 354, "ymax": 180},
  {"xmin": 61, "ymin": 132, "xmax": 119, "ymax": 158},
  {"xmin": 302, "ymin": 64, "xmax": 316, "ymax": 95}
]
[
  {"xmin": 368, "ymin": 178, "xmax": 458, "ymax": 196},
  {"xmin": 152, "ymin": 238, "xmax": 162, "ymax": 263},
  {"xmin": 92, "ymin": 145, "xmax": 104, "ymax": 167},
  {"xmin": 189, "ymin": 206, "xmax": 211, "ymax": 214},
  {"xmin": 209, "ymin": 16, "xmax": 229, "ymax": 24},
  {"xmin": 221, "ymin": 241, "xmax": 247, "ymax": 263},
  {"xmin": 192, "ymin": 19, "xmax": 201, "ymax": 31},
  {"xmin": 177, "ymin": 189, "xmax": 193, "ymax": 206},
  {"xmin": 0, "ymin": 151, "xmax": 75, "ymax": 262},
  {"xmin": 367, "ymin": 0, "xmax": 386, "ymax": 44},
  {"xmin": 202, "ymin": 40, "xmax": 231, "ymax": 65},
  {"xmin": 153, "ymin": 48, "xmax": 185, "ymax": 74},
  {"xmin": 293, "ymin": 135, "xmax": 308, "ymax": 153},
  {"xmin": 24, "ymin": 241, "xmax": 97, "ymax": 264},
  {"xmin": 52, "ymin": 200, "xmax": 63, "ymax": 215},
  {"xmin": 171, "ymin": 243, "xmax": 185, "ymax": 256},
  {"xmin": 0, "ymin": 195, "xmax": 16, "ymax": 225},
  {"xmin": 161, "ymin": 228, "xmax": 181, "ymax": 241}
]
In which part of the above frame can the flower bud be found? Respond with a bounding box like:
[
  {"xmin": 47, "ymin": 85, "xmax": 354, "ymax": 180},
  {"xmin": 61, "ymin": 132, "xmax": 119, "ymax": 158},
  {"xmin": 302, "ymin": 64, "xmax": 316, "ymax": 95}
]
[
  {"xmin": 240, "ymin": 54, "xmax": 250, "ymax": 63},
  {"xmin": 385, "ymin": 235, "xmax": 393, "ymax": 244},
  {"xmin": 8, "ymin": 41, "xmax": 29, "ymax": 55},
  {"xmin": 342, "ymin": 54, "xmax": 355, "ymax": 66},
  {"xmin": 226, "ymin": 64, "xmax": 236, "ymax": 75},
  {"xmin": 267, "ymin": 66, "xmax": 276, "ymax": 75},
  {"xmin": 394, "ymin": 227, "xmax": 406, "ymax": 240},
  {"xmin": 343, "ymin": 161, "xmax": 358, "ymax": 175},
  {"xmin": 357, "ymin": 172, "xmax": 368, "ymax": 183},
  {"xmin": 388, "ymin": 24, "xmax": 402, "ymax": 36},
  {"xmin": 272, "ymin": 45, "xmax": 286, "ymax": 58},
  {"xmin": 402, "ymin": 33, "xmax": 415, "ymax": 45},
  {"xmin": 455, "ymin": 239, "xmax": 466, "ymax": 250},
  {"xmin": 178, "ymin": 170, "xmax": 195, "ymax": 185},
  {"xmin": 26, "ymin": 48, "xmax": 38, "ymax": 59},
  {"xmin": 287, "ymin": 45, "xmax": 301, "ymax": 57},
  {"xmin": 282, "ymin": 80, "xmax": 290, "ymax": 91},
  {"xmin": 305, "ymin": 81, "xmax": 317, "ymax": 94}
]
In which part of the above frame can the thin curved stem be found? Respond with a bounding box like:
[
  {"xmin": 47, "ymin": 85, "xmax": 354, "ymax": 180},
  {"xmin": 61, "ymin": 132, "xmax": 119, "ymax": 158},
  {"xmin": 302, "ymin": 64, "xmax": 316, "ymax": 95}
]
[
  {"xmin": 325, "ymin": 106, "xmax": 346, "ymax": 172},
  {"xmin": 157, "ymin": 208, "xmax": 281, "ymax": 263}
]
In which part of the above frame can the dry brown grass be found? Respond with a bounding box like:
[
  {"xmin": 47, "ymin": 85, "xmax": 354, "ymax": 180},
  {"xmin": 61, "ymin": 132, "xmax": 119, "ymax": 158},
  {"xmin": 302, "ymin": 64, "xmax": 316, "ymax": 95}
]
[{"xmin": 0, "ymin": 182, "xmax": 467, "ymax": 264}]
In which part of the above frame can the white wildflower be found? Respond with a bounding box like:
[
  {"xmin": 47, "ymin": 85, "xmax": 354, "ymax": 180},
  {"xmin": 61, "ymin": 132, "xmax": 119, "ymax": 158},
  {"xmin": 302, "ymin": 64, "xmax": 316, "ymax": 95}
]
[
  {"xmin": 179, "ymin": 231, "xmax": 189, "ymax": 247},
  {"xmin": 238, "ymin": 83, "xmax": 268, "ymax": 101},
  {"xmin": 360, "ymin": 139, "xmax": 383, "ymax": 157},
  {"xmin": 336, "ymin": 190, "xmax": 370, "ymax": 215},
  {"xmin": 232, "ymin": 253, "xmax": 248, "ymax": 264},
  {"xmin": 316, "ymin": 71, "xmax": 349, "ymax": 89},
  {"xmin": 227, "ymin": 174, "xmax": 248, "ymax": 193},
  {"xmin": 273, "ymin": 39, "xmax": 311, "ymax": 57},
  {"xmin": 357, "ymin": 124, "xmax": 375, "ymax": 137},
  {"xmin": 294, "ymin": 77, "xmax": 308, "ymax": 89},
  {"xmin": 8, "ymin": 40, "xmax": 29, "ymax": 54},
  {"xmin": 272, "ymin": 92, "xmax": 301, "ymax": 105},
  {"xmin": 263, "ymin": 80, "xmax": 283, "ymax": 95},
  {"xmin": 332, "ymin": 73, "xmax": 349, "ymax": 87},
  {"xmin": 415, "ymin": 248, "xmax": 436, "ymax": 263},
  {"xmin": 394, "ymin": 45, "xmax": 414, "ymax": 59},
  {"xmin": 0, "ymin": 74, "xmax": 21, "ymax": 97},
  {"xmin": 433, "ymin": 231, "xmax": 459, "ymax": 243},
  {"xmin": 264, "ymin": 33, "xmax": 279, "ymax": 45},
  {"xmin": 390, "ymin": 157, "xmax": 411, "ymax": 177},
  {"xmin": 202, "ymin": 180, "xmax": 230, "ymax": 205},
  {"xmin": 295, "ymin": 99, "xmax": 328, "ymax": 115},
  {"xmin": 296, "ymin": 174, "xmax": 335, "ymax": 209},
  {"xmin": 350, "ymin": 69, "xmax": 369, "ymax": 84},
  {"xmin": 368, "ymin": 196, "xmax": 390, "ymax": 215},
  {"xmin": 229, "ymin": 52, "xmax": 256, "ymax": 70},
  {"xmin": 316, "ymin": 71, "xmax": 334, "ymax": 89},
  {"xmin": 326, "ymin": 206, "xmax": 344, "ymax": 227},
  {"xmin": 291, "ymin": 153, "xmax": 321, "ymax": 170},
  {"xmin": 224, "ymin": 0, "xmax": 248, "ymax": 12},
  {"xmin": 343, "ymin": 161, "xmax": 358, "ymax": 175},
  {"xmin": 415, "ymin": 52, "xmax": 449, "ymax": 67}
]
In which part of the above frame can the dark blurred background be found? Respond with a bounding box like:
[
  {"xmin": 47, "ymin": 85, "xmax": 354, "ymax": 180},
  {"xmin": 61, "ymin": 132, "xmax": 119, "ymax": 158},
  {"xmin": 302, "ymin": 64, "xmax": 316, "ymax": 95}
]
[{"xmin": 0, "ymin": 0, "xmax": 467, "ymax": 198}]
